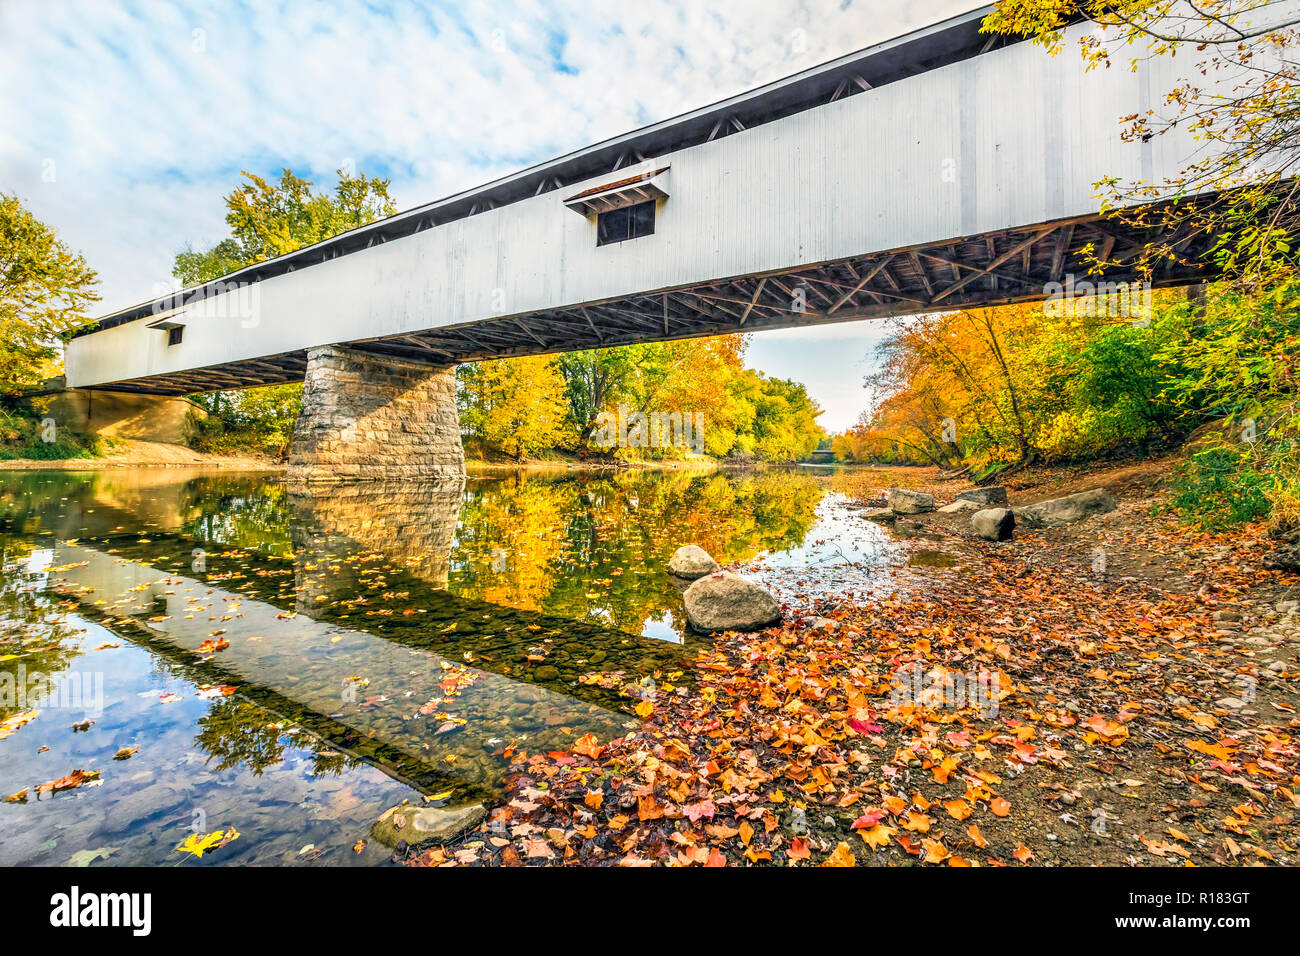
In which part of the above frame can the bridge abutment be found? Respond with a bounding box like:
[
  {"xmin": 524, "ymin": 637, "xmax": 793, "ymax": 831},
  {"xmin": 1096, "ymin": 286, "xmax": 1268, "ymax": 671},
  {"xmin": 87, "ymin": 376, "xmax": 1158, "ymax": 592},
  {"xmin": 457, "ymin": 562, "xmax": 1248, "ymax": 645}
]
[{"xmin": 287, "ymin": 345, "xmax": 465, "ymax": 482}]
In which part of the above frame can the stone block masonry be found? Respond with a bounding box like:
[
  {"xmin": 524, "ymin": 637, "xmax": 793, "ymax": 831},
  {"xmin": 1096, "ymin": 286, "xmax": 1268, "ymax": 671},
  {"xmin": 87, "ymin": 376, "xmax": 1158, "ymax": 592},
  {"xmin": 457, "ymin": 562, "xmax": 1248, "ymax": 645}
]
[{"xmin": 287, "ymin": 345, "xmax": 466, "ymax": 482}]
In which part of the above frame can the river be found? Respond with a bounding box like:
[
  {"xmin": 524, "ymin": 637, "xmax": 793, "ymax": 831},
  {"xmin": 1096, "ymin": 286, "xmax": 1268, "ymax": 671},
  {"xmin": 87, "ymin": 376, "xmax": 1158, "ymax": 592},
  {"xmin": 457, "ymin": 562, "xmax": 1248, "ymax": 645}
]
[{"xmin": 0, "ymin": 465, "xmax": 951, "ymax": 866}]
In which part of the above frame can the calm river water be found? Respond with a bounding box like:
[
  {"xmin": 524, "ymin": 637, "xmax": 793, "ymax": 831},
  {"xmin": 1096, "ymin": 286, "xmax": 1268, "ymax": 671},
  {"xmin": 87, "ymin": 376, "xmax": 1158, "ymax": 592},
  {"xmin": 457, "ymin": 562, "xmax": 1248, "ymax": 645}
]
[{"xmin": 0, "ymin": 465, "xmax": 948, "ymax": 866}]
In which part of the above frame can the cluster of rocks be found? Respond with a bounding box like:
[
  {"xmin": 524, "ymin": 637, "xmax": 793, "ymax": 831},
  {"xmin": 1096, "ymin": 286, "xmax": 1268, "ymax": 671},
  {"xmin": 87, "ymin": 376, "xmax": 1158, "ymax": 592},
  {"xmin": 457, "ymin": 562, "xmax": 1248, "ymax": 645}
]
[
  {"xmin": 872, "ymin": 484, "xmax": 1118, "ymax": 543},
  {"xmin": 667, "ymin": 545, "xmax": 781, "ymax": 633}
]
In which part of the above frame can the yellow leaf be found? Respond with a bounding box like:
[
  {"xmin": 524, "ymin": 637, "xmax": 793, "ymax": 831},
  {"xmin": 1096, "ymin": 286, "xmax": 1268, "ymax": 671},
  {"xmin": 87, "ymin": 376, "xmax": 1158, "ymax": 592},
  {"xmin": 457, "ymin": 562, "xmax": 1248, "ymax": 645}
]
[{"xmin": 821, "ymin": 842, "xmax": 856, "ymax": 867}]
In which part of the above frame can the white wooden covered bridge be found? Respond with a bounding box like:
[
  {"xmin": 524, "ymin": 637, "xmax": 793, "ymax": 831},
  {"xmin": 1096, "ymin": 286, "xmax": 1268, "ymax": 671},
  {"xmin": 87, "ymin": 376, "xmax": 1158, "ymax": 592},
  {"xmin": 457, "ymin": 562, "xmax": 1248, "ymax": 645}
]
[{"xmin": 63, "ymin": 5, "xmax": 1219, "ymax": 479}]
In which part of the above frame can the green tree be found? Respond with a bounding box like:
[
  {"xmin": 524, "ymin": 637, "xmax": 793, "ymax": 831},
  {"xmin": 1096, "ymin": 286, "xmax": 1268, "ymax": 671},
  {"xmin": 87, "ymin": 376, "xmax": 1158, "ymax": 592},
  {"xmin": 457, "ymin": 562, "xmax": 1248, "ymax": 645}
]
[
  {"xmin": 174, "ymin": 168, "xmax": 396, "ymax": 285},
  {"xmin": 0, "ymin": 194, "xmax": 99, "ymax": 395},
  {"xmin": 175, "ymin": 168, "xmax": 395, "ymax": 455}
]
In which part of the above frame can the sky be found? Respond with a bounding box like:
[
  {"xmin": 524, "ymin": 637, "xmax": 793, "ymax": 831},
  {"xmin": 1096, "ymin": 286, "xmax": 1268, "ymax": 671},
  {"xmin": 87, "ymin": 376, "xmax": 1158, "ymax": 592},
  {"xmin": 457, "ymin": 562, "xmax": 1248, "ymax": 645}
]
[{"xmin": 0, "ymin": 0, "xmax": 982, "ymax": 432}]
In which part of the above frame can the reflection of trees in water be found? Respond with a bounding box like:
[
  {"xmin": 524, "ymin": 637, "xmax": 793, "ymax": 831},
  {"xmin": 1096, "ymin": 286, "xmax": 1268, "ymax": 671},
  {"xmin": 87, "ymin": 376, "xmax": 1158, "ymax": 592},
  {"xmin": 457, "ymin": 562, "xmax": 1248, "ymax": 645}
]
[
  {"xmin": 195, "ymin": 695, "xmax": 288, "ymax": 776},
  {"xmin": 180, "ymin": 476, "xmax": 292, "ymax": 554},
  {"xmin": 0, "ymin": 538, "xmax": 85, "ymax": 719},
  {"xmin": 194, "ymin": 694, "xmax": 355, "ymax": 779},
  {"xmin": 449, "ymin": 468, "xmax": 824, "ymax": 635}
]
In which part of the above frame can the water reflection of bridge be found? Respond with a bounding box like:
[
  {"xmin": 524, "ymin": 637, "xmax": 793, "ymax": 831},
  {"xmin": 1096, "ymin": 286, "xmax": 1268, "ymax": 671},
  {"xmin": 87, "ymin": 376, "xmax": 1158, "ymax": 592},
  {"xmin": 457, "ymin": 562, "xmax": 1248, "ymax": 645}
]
[{"xmin": 33, "ymin": 477, "xmax": 696, "ymax": 799}]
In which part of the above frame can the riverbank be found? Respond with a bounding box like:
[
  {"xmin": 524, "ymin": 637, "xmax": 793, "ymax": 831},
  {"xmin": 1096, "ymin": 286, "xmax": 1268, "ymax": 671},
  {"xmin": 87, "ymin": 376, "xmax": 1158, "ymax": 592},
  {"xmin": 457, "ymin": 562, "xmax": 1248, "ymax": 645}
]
[
  {"xmin": 0, "ymin": 438, "xmax": 278, "ymax": 471},
  {"xmin": 407, "ymin": 458, "xmax": 1300, "ymax": 867},
  {"xmin": 0, "ymin": 439, "xmax": 860, "ymax": 475}
]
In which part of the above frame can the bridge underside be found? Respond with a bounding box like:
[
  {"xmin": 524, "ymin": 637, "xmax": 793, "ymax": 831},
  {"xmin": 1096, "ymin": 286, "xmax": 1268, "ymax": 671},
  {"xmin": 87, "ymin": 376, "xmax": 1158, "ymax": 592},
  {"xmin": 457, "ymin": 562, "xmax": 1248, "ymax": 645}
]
[{"xmin": 89, "ymin": 211, "xmax": 1213, "ymax": 397}]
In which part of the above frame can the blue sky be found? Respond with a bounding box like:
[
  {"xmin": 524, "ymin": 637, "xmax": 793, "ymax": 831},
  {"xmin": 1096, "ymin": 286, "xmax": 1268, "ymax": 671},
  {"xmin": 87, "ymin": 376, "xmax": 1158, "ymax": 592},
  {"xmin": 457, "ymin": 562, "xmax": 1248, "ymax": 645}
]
[{"xmin": 0, "ymin": 0, "xmax": 980, "ymax": 431}]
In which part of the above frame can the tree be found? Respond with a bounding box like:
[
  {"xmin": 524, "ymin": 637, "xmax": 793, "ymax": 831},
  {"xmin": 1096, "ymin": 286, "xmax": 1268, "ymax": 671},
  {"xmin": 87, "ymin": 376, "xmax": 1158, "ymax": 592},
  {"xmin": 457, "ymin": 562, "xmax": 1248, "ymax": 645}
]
[
  {"xmin": 174, "ymin": 168, "xmax": 396, "ymax": 285},
  {"xmin": 983, "ymin": 1, "xmax": 1300, "ymax": 293},
  {"xmin": 458, "ymin": 354, "xmax": 569, "ymax": 459},
  {"xmin": 732, "ymin": 372, "xmax": 825, "ymax": 462},
  {"xmin": 175, "ymin": 168, "xmax": 395, "ymax": 454},
  {"xmin": 557, "ymin": 347, "xmax": 640, "ymax": 446},
  {"xmin": 984, "ymin": 2, "xmax": 1300, "ymax": 529},
  {"xmin": 0, "ymin": 194, "xmax": 99, "ymax": 395}
]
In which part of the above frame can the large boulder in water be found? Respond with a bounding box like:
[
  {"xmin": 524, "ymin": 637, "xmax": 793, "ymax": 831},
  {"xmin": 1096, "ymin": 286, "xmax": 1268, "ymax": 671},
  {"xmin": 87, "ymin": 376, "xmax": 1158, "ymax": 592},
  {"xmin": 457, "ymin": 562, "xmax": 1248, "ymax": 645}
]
[
  {"xmin": 1012, "ymin": 488, "xmax": 1117, "ymax": 529},
  {"xmin": 971, "ymin": 507, "xmax": 1015, "ymax": 541},
  {"xmin": 888, "ymin": 488, "xmax": 935, "ymax": 515},
  {"xmin": 667, "ymin": 544, "xmax": 720, "ymax": 579},
  {"xmin": 684, "ymin": 571, "xmax": 781, "ymax": 633}
]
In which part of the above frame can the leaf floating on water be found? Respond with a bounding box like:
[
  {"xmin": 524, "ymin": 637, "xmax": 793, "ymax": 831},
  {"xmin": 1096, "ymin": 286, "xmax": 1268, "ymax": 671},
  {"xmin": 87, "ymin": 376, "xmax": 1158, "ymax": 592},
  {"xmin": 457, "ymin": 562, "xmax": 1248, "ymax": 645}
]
[
  {"xmin": 0, "ymin": 709, "xmax": 40, "ymax": 740},
  {"xmin": 113, "ymin": 747, "xmax": 139, "ymax": 760},
  {"xmin": 196, "ymin": 685, "xmax": 238, "ymax": 699},
  {"xmin": 5, "ymin": 789, "xmax": 28, "ymax": 803},
  {"xmin": 352, "ymin": 839, "xmax": 366, "ymax": 854},
  {"xmin": 68, "ymin": 846, "xmax": 117, "ymax": 867},
  {"xmin": 71, "ymin": 719, "xmax": 94, "ymax": 732},
  {"xmin": 175, "ymin": 826, "xmax": 240, "ymax": 858},
  {"xmin": 35, "ymin": 768, "xmax": 100, "ymax": 795},
  {"xmin": 196, "ymin": 638, "xmax": 229, "ymax": 654}
]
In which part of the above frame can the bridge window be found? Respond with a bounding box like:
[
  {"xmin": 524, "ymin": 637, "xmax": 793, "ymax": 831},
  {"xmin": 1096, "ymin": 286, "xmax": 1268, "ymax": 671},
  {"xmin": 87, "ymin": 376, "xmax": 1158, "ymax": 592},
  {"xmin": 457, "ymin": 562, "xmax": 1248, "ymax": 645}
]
[
  {"xmin": 597, "ymin": 200, "xmax": 655, "ymax": 246},
  {"xmin": 167, "ymin": 326, "xmax": 184, "ymax": 346}
]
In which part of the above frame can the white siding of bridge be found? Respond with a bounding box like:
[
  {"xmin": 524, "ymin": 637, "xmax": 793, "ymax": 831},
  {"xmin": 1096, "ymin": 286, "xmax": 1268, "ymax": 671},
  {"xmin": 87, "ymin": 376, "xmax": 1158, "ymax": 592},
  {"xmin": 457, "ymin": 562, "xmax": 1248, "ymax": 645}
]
[{"xmin": 68, "ymin": 18, "xmax": 1202, "ymax": 388}]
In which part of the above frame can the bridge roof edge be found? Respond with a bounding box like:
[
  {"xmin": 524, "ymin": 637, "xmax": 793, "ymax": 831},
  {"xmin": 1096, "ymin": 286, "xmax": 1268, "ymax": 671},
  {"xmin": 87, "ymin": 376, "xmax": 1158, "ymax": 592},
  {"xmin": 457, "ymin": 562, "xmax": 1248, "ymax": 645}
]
[{"xmin": 84, "ymin": 3, "xmax": 1003, "ymax": 335}]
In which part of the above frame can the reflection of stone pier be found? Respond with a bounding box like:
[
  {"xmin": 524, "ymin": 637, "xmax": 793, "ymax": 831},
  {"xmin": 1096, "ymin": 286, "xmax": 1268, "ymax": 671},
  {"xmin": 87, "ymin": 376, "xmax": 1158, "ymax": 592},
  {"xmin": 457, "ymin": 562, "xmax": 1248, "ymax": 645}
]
[
  {"xmin": 50, "ymin": 543, "xmax": 627, "ymax": 800},
  {"xmin": 288, "ymin": 479, "xmax": 464, "ymax": 607}
]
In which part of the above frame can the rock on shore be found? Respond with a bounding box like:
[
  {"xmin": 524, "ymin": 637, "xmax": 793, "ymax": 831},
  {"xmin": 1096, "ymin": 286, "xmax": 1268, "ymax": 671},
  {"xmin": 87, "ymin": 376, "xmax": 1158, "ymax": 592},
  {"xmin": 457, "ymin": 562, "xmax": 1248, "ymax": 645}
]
[
  {"xmin": 372, "ymin": 803, "xmax": 487, "ymax": 849},
  {"xmin": 955, "ymin": 486, "xmax": 1009, "ymax": 507},
  {"xmin": 1012, "ymin": 488, "xmax": 1117, "ymax": 528},
  {"xmin": 888, "ymin": 488, "xmax": 935, "ymax": 514},
  {"xmin": 971, "ymin": 507, "xmax": 1015, "ymax": 541},
  {"xmin": 684, "ymin": 571, "xmax": 781, "ymax": 632}
]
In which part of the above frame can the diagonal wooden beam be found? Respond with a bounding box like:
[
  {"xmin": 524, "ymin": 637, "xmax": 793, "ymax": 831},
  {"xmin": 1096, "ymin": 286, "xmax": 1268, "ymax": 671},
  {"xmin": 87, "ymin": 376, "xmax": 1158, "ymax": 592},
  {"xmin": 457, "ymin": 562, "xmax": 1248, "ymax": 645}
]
[
  {"xmin": 1050, "ymin": 224, "xmax": 1075, "ymax": 277},
  {"xmin": 931, "ymin": 226, "xmax": 1055, "ymax": 303},
  {"xmin": 740, "ymin": 277, "xmax": 767, "ymax": 325},
  {"xmin": 579, "ymin": 306, "xmax": 604, "ymax": 343},
  {"xmin": 828, "ymin": 256, "xmax": 893, "ymax": 313},
  {"xmin": 513, "ymin": 318, "xmax": 547, "ymax": 348},
  {"xmin": 907, "ymin": 252, "xmax": 935, "ymax": 299}
]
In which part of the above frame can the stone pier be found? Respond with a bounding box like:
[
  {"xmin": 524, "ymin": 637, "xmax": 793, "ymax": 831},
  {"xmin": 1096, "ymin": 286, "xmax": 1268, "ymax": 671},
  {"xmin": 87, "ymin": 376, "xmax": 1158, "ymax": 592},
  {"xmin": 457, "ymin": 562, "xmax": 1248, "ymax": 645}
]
[{"xmin": 287, "ymin": 345, "xmax": 465, "ymax": 482}]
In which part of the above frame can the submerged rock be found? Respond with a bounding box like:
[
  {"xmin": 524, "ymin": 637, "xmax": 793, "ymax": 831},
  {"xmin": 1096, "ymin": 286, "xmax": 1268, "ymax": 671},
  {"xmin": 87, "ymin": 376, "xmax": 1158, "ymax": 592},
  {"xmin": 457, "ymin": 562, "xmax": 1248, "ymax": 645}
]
[
  {"xmin": 684, "ymin": 571, "xmax": 781, "ymax": 633},
  {"xmin": 888, "ymin": 488, "xmax": 935, "ymax": 515},
  {"xmin": 372, "ymin": 802, "xmax": 487, "ymax": 849},
  {"xmin": 667, "ymin": 544, "xmax": 721, "ymax": 579},
  {"xmin": 955, "ymin": 486, "xmax": 1009, "ymax": 507},
  {"xmin": 971, "ymin": 507, "xmax": 1015, "ymax": 541},
  {"xmin": 1012, "ymin": 488, "xmax": 1117, "ymax": 528}
]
